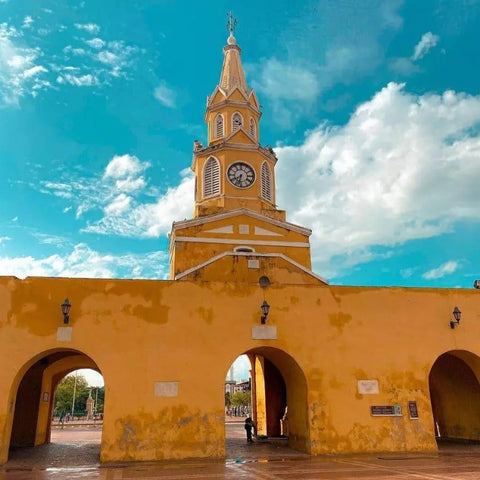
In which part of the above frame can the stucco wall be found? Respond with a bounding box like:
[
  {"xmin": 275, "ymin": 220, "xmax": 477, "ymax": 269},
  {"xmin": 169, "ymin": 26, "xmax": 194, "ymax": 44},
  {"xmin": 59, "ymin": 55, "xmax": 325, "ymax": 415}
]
[{"xmin": 0, "ymin": 275, "xmax": 479, "ymax": 462}]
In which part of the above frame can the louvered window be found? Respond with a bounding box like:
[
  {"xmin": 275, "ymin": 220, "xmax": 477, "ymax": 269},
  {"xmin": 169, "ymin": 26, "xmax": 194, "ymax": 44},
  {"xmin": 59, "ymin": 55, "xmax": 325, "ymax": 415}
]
[
  {"xmin": 232, "ymin": 113, "xmax": 242, "ymax": 132},
  {"xmin": 250, "ymin": 118, "xmax": 256, "ymax": 138},
  {"xmin": 203, "ymin": 157, "xmax": 220, "ymax": 198},
  {"xmin": 261, "ymin": 162, "xmax": 272, "ymax": 202},
  {"xmin": 215, "ymin": 114, "xmax": 224, "ymax": 138}
]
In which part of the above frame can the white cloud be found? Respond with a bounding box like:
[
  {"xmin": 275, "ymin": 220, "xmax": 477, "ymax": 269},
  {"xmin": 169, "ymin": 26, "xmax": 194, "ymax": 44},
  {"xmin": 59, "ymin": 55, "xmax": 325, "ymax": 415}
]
[
  {"xmin": 423, "ymin": 261, "xmax": 458, "ymax": 280},
  {"xmin": 74, "ymin": 23, "xmax": 100, "ymax": 34},
  {"xmin": 23, "ymin": 65, "xmax": 48, "ymax": 78},
  {"xmin": 56, "ymin": 73, "xmax": 98, "ymax": 86},
  {"xmin": 0, "ymin": 236, "xmax": 10, "ymax": 244},
  {"xmin": 22, "ymin": 16, "xmax": 33, "ymax": 29},
  {"xmin": 412, "ymin": 32, "xmax": 439, "ymax": 61},
  {"xmin": 85, "ymin": 37, "xmax": 105, "ymax": 49},
  {"xmin": 274, "ymin": 83, "xmax": 480, "ymax": 277},
  {"xmin": 0, "ymin": 23, "xmax": 49, "ymax": 104},
  {"xmin": 84, "ymin": 170, "xmax": 194, "ymax": 237},
  {"xmin": 97, "ymin": 50, "xmax": 117, "ymax": 64},
  {"xmin": 0, "ymin": 22, "xmax": 138, "ymax": 103},
  {"xmin": 0, "ymin": 244, "xmax": 168, "ymax": 279},
  {"xmin": 153, "ymin": 82, "xmax": 176, "ymax": 108},
  {"xmin": 104, "ymin": 193, "xmax": 132, "ymax": 216},
  {"xmin": 104, "ymin": 154, "xmax": 149, "ymax": 179},
  {"xmin": 33, "ymin": 233, "xmax": 67, "ymax": 247},
  {"xmin": 252, "ymin": 59, "xmax": 319, "ymax": 102},
  {"xmin": 389, "ymin": 57, "xmax": 421, "ymax": 76}
]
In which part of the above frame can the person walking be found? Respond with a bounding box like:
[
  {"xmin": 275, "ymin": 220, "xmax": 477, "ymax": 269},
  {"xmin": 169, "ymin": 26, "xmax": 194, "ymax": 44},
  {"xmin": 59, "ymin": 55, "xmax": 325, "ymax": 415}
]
[{"xmin": 244, "ymin": 416, "xmax": 254, "ymax": 443}]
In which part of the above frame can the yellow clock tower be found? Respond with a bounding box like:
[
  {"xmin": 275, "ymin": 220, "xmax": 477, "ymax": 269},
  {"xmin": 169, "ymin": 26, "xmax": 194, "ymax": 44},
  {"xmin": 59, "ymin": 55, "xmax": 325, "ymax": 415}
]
[{"xmin": 169, "ymin": 17, "xmax": 327, "ymax": 286}]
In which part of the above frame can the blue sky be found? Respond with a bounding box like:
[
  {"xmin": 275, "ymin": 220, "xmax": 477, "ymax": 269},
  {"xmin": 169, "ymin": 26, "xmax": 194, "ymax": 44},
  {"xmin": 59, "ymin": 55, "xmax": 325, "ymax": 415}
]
[{"xmin": 1, "ymin": 0, "xmax": 479, "ymax": 289}]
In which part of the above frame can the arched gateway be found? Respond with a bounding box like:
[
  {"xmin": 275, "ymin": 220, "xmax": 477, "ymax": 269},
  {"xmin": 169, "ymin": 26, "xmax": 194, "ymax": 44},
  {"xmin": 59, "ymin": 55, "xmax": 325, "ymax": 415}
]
[
  {"xmin": 4, "ymin": 348, "xmax": 104, "ymax": 461},
  {"xmin": 429, "ymin": 350, "xmax": 480, "ymax": 443},
  {"xmin": 225, "ymin": 347, "xmax": 309, "ymax": 454}
]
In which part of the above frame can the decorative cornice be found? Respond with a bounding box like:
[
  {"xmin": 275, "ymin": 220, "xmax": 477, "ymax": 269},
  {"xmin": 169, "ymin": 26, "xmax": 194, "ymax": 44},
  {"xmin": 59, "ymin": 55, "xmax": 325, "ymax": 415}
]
[
  {"xmin": 192, "ymin": 142, "xmax": 277, "ymax": 166},
  {"xmin": 170, "ymin": 208, "xmax": 312, "ymax": 236}
]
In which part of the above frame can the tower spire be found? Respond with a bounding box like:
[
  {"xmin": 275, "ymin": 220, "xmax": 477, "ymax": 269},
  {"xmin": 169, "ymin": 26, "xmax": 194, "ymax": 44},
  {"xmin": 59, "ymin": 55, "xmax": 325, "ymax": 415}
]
[{"xmin": 219, "ymin": 12, "xmax": 247, "ymax": 93}]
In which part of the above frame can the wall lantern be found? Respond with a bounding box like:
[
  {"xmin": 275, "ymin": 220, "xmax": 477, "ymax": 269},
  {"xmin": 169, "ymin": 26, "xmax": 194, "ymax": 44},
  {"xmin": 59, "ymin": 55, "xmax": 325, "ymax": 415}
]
[
  {"xmin": 61, "ymin": 298, "xmax": 71, "ymax": 324},
  {"xmin": 450, "ymin": 306, "xmax": 461, "ymax": 329},
  {"xmin": 260, "ymin": 300, "xmax": 270, "ymax": 324}
]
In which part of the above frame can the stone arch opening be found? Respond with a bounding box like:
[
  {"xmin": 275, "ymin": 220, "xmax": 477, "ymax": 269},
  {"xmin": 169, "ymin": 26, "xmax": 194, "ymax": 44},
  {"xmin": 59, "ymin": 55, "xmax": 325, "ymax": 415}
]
[
  {"xmin": 7, "ymin": 348, "xmax": 105, "ymax": 463},
  {"xmin": 429, "ymin": 350, "xmax": 480, "ymax": 443},
  {"xmin": 224, "ymin": 346, "xmax": 309, "ymax": 454}
]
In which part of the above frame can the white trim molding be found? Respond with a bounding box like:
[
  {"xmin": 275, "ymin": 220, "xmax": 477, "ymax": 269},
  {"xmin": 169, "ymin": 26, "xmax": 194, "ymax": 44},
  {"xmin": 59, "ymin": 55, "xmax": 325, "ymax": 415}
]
[
  {"xmin": 171, "ymin": 208, "xmax": 312, "ymax": 237},
  {"xmin": 174, "ymin": 251, "xmax": 328, "ymax": 284},
  {"xmin": 174, "ymin": 236, "xmax": 309, "ymax": 248}
]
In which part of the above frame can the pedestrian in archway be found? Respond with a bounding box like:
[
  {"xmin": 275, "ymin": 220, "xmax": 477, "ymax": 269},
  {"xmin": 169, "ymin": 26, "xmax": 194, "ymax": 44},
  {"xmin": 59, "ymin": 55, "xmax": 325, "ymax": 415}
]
[{"xmin": 244, "ymin": 416, "xmax": 254, "ymax": 443}]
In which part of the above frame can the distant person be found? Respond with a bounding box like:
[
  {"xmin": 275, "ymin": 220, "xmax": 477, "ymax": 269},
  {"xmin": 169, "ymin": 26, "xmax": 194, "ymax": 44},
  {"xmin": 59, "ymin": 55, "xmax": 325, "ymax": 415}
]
[{"xmin": 244, "ymin": 417, "xmax": 254, "ymax": 443}]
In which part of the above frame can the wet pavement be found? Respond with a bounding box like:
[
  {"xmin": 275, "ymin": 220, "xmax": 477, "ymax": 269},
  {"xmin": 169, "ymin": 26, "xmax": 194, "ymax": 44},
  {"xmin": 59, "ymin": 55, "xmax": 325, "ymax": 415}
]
[{"xmin": 3, "ymin": 425, "xmax": 480, "ymax": 479}]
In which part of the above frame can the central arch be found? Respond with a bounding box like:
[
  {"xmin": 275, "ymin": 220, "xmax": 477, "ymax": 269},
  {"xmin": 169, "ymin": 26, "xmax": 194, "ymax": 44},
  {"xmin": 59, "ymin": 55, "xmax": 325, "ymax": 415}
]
[
  {"xmin": 429, "ymin": 350, "xmax": 480, "ymax": 443},
  {"xmin": 224, "ymin": 346, "xmax": 309, "ymax": 455}
]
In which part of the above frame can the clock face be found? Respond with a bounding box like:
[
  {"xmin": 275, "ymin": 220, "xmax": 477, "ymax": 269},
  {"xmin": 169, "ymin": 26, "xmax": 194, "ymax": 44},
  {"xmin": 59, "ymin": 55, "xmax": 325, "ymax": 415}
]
[{"xmin": 227, "ymin": 162, "xmax": 256, "ymax": 188}]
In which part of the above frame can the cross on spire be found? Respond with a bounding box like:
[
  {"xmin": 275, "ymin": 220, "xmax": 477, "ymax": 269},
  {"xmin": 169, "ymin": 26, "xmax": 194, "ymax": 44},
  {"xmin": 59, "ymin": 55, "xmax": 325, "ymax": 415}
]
[{"xmin": 227, "ymin": 12, "xmax": 237, "ymax": 36}]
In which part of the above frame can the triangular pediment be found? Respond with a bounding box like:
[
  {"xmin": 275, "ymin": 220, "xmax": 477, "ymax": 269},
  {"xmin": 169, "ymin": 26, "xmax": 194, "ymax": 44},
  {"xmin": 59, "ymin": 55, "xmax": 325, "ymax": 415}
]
[
  {"xmin": 172, "ymin": 209, "xmax": 311, "ymax": 237},
  {"xmin": 225, "ymin": 86, "xmax": 249, "ymax": 102},
  {"xmin": 175, "ymin": 251, "xmax": 328, "ymax": 285},
  {"xmin": 248, "ymin": 90, "xmax": 260, "ymax": 109},
  {"xmin": 224, "ymin": 127, "xmax": 257, "ymax": 145},
  {"xmin": 208, "ymin": 87, "xmax": 226, "ymax": 106}
]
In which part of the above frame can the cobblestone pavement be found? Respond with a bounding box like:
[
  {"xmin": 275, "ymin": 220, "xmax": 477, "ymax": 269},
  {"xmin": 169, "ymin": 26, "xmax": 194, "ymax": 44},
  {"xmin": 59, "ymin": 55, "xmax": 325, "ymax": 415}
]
[{"xmin": 3, "ymin": 426, "xmax": 480, "ymax": 479}]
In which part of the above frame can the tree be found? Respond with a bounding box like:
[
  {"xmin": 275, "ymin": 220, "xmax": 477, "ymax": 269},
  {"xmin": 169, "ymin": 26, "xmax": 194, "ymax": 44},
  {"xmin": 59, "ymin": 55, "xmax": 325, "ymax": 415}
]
[
  {"xmin": 90, "ymin": 386, "xmax": 105, "ymax": 414},
  {"xmin": 231, "ymin": 391, "xmax": 251, "ymax": 407},
  {"xmin": 54, "ymin": 374, "xmax": 90, "ymax": 416}
]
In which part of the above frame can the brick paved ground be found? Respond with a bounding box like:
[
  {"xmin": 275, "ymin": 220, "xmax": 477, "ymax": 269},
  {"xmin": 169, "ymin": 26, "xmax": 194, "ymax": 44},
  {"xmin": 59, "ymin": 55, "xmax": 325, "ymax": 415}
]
[{"xmin": 3, "ymin": 425, "xmax": 480, "ymax": 479}]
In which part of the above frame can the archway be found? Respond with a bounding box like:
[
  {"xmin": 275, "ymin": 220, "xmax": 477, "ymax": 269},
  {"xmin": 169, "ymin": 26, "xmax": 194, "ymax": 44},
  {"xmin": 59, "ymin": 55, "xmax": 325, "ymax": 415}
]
[
  {"xmin": 429, "ymin": 350, "xmax": 480, "ymax": 443},
  {"xmin": 7, "ymin": 348, "xmax": 105, "ymax": 466},
  {"xmin": 224, "ymin": 347, "xmax": 309, "ymax": 458}
]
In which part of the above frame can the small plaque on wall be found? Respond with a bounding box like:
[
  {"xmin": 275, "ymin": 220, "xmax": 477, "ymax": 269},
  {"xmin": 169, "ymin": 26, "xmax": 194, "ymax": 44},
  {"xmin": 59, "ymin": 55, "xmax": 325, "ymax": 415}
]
[
  {"xmin": 408, "ymin": 401, "xmax": 419, "ymax": 419},
  {"xmin": 371, "ymin": 405, "xmax": 402, "ymax": 417},
  {"xmin": 252, "ymin": 325, "xmax": 277, "ymax": 340},
  {"xmin": 57, "ymin": 327, "xmax": 72, "ymax": 342},
  {"xmin": 154, "ymin": 382, "xmax": 179, "ymax": 397},
  {"xmin": 357, "ymin": 380, "xmax": 379, "ymax": 394}
]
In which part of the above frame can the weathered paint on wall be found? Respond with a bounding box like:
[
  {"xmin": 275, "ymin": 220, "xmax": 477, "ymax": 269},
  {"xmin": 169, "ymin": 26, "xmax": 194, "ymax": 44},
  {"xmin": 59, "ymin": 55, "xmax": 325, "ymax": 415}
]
[{"xmin": 1, "ymin": 275, "xmax": 479, "ymax": 462}]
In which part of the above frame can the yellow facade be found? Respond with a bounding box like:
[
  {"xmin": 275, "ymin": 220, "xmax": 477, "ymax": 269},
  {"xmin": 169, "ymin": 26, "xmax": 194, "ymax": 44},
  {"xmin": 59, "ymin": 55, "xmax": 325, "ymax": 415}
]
[
  {"xmin": 1, "ymin": 277, "xmax": 480, "ymax": 463},
  {"xmin": 1, "ymin": 27, "xmax": 480, "ymax": 465}
]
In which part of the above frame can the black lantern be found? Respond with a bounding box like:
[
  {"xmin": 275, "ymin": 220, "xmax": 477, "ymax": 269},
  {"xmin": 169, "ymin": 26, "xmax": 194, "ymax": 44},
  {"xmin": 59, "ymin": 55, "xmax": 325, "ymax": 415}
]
[
  {"xmin": 450, "ymin": 306, "xmax": 461, "ymax": 329},
  {"xmin": 61, "ymin": 298, "xmax": 71, "ymax": 324},
  {"xmin": 260, "ymin": 300, "xmax": 270, "ymax": 324}
]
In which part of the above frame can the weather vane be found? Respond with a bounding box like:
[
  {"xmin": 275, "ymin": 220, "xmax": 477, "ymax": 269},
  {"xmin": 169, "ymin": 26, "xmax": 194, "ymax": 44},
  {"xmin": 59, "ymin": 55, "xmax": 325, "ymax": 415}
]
[{"xmin": 227, "ymin": 11, "xmax": 237, "ymax": 36}]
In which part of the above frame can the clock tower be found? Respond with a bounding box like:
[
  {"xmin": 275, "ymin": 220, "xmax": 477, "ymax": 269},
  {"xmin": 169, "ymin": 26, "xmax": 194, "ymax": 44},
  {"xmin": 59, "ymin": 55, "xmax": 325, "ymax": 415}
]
[{"xmin": 169, "ymin": 17, "xmax": 327, "ymax": 286}]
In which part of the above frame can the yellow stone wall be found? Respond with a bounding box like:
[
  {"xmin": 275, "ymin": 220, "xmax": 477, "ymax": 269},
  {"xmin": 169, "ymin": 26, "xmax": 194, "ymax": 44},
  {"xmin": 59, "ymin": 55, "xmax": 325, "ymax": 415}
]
[{"xmin": 1, "ymin": 275, "xmax": 479, "ymax": 462}]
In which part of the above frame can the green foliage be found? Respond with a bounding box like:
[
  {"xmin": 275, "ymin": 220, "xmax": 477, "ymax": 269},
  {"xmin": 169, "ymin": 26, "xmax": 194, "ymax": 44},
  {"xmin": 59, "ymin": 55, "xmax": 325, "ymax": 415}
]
[
  {"xmin": 54, "ymin": 373, "xmax": 105, "ymax": 416},
  {"xmin": 225, "ymin": 392, "xmax": 231, "ymax": 407},
  {"xmin": 230, "ymin": 391, "xmax": 251, "ymax": 407}
]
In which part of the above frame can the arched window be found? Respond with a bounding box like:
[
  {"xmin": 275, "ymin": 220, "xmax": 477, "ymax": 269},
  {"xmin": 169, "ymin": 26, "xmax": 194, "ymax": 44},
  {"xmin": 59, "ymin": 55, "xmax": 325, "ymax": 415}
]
[
  {"xmin": 261, "ymin": 162, "xmax": 272, "ymax": 202},
  {"xmin": 234, "ymin": 246, "xmax": 255, "ymax": 253},
  {"xmin": 232, "ymin": 112, "xmax": 243, "ymax": 132},
  {"xmin": 215, "ymin": 114, "xmax": 224, "ymax": 138},
  {"xmin": 249, "ymin": 118, "xmax": 256, "ymax": 138},
  {"xmin": 203, "ymin": 157, "xmax": 220, "ymax": 198}
]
